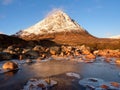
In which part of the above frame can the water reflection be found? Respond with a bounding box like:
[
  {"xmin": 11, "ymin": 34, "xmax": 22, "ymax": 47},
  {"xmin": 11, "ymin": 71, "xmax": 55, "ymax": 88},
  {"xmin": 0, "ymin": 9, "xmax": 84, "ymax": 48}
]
[
  {"xmin": 4, "ymin": 70, "xmax": 18, "ymax": 78},
  {"xmin": 25, "ymin": 61, "xmax": 80, "ymax": 77}
]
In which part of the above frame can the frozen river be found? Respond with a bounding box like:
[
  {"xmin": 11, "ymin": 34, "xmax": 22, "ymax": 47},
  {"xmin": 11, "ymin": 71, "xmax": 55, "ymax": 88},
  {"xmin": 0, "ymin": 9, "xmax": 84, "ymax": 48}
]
[{"xmin": 0, "ymin": 59, "xmax": 120, "ymax": 90}]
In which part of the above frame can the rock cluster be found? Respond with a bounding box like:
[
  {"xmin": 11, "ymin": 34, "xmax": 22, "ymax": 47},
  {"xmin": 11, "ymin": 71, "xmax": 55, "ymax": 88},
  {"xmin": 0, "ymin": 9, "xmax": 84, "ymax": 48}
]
[
  {"xmin": 0, "ymin": 44, "xmax": 120, "ymax": 64},
  {"xmin": 0, "ymin": 45, "xmax": 94, "ymax": 60},
  {"xmin": 93, "ymin": 49, "xmax": 120, "ymax": 58}
]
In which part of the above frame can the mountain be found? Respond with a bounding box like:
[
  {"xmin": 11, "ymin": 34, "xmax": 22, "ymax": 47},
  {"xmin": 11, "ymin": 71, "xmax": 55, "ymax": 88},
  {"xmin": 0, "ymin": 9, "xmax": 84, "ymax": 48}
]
[
  {"xmin": 15, "ymin": 10, "xmax": 120, "ymax": 49},
  {"xmin": 16, "ymin": 10, "xmax": 86, "ymax": 36},
  {"xmin": 15, "ymin": 10, "xmax": 97, "ymax": 45},
  {"xmin": 109, "ymin": 35, "xmax": 120, "ymax": 39}
]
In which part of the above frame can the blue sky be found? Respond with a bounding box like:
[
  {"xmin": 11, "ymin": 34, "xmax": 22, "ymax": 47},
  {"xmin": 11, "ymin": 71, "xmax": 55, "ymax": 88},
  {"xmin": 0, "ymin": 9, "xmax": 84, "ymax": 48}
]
[{"xmin": 0, "ymin": 0, "xmax": 120, "ymax": 38}]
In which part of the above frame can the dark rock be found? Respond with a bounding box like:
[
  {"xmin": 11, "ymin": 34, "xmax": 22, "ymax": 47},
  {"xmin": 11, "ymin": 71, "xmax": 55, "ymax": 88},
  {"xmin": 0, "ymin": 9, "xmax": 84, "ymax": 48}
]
[
  {"xmin": 0, "ymin": 52, "xmax": 12, "ymax": 60},
  {"xmin": 25, "ymin": 50, "xmax": 39, "ymax": 59}
]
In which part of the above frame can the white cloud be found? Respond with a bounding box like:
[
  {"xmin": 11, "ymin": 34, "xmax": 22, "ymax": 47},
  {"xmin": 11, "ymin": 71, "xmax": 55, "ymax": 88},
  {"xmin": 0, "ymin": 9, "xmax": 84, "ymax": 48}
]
[
  {"xmin": 45, "ymin": 8, "xmax": 65, "ymax": 17},
  {"xmin": 2, "ymin": 0, "xmax": 13, "ymax": 5}
]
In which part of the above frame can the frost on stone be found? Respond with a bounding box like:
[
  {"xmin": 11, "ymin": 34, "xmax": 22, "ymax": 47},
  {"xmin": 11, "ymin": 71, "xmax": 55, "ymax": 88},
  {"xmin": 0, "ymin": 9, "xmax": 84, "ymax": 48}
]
[
  {"xmin": 66, "ymin": 72, "xmax": 81, "ymax": 79},
  {"xmin": 79, "ymin": 78, "xmax": 120, "ymax": 90},
  {"xmin": 79, "ymin": 78, "xmax": 104, "ymax": 88},
  {"xmin": 22, "ymin": 78, "xmax": 57, "ymax": 90}
]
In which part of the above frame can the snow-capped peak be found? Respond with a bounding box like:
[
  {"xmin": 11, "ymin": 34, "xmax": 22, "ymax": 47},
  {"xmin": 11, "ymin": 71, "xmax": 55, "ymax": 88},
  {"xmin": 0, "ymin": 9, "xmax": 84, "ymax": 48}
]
[{"xmin": 16, "ymin": 10, "xmax": 86, "ymax": 36}]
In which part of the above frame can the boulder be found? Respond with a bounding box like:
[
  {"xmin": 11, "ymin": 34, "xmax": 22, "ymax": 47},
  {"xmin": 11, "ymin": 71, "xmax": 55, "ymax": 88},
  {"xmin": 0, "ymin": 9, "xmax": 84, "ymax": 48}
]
[
  {"xmin": 22, "ymin": 48, "xmax": 31, "ymax": 54},
  {"xmin": 25, "ymin": 50, "xmax": 39, "ymax": 59},
  {"xmin": 80, "ymin": 45, "xmax": 91, "ymax": 55},
  {"xmin": 61, "ymin": 46, "xmax": 74, "ymax": 54},
  {"xmin": 7, "ymin": 46, "xmax": 14, "ymax": 50},
  {"xmin": 50, "ymin": 46, "xmax": 60, "ymax": 55},
  {"xmin": 85, "ymin": 54, "xmax": 95, "ymax": 59},
  {"xmin": 3, "ymin": 49, "xmax": 15, "ymax": 54},
  {"xmin": 2, "ymin": 61, "xmax": 18, "ymax": 70},
  {"xmin": 33, "ymin": 45, "xmax": 44, "ymax": 52},
  {"xmin": 3, "ymin": 46, "xmax": 18, "ymax": 54},
  {"xmin": 93, "ymin": 50, "xmax": 99, "ymax": 55}
]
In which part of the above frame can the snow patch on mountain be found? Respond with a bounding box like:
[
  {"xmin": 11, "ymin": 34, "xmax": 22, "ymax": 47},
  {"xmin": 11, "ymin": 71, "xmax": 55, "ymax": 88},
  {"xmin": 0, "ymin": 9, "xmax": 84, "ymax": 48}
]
[{"xmin": 16, "ymin": 10, "xmax": 86, "ymax": 36}]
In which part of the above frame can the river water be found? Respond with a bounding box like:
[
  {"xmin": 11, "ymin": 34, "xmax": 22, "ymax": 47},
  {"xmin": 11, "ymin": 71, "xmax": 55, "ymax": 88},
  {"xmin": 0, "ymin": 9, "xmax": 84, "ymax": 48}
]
[{"xmin": 0, "ymin": 59, "xmax": 120, "ymax": 90}]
